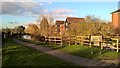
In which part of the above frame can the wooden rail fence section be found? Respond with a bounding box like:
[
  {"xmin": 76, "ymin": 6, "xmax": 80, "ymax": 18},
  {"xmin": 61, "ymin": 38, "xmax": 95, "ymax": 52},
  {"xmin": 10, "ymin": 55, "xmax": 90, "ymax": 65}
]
[
  {"xmin": 45, "ymin": 36, "xmax": 120, "ymax": 52},
  {"xmin": 45, "ymin": 37, "xmax": 63, "ymax": 45}
]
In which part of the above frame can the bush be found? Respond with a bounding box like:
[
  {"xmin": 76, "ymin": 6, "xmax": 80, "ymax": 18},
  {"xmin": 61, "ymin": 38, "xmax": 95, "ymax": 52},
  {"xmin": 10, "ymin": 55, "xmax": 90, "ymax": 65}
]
[{"xmin": 32, "ymin": 35, "xmax": 45, "ymax": 41}]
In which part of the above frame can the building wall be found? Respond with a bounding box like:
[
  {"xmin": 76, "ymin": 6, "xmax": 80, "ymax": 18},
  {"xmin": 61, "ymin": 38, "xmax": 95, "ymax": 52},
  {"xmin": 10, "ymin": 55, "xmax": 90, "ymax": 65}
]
[
  {"xmin": 56, "ymin": 25, "xmax": 60, "ymax": 32},
  {"xmin": 118, "ymin": 12, "xmax": 120, "ymax": 28},
  {"xmin": 60, "ymin": 24, "xmax": 65, "ymax": 35},
  {"xmin": 22, "ymin": 35, "xmax": 31, "ymax": 39},
  {"xmin": 112, "ymin": 12, "xmax": 120, "ymax": 28}
]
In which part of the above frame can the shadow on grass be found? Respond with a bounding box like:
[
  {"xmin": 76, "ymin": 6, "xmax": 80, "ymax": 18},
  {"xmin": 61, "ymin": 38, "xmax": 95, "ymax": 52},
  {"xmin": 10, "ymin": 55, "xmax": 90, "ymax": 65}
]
[
  {"xmin": 3, "ymin": 38, "xmax": 77, "ymax": 66},
  {"xmin": 34, "ymin": 42, "xmax": 48, "ymax": 46},
  {"xmin": 60, "ymin": 45, "xmax": 109, "ymax": 59},
  {"xmin": 52, "ymin": 45, "xmax": 66, "ymax": 50}
]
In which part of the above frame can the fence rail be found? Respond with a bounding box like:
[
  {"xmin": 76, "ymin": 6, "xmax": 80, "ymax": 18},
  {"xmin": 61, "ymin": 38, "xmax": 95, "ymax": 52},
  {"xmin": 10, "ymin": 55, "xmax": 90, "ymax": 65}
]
[{"xmin": 45, "ymin": 36, "xmax": 120, "ymax": 52}]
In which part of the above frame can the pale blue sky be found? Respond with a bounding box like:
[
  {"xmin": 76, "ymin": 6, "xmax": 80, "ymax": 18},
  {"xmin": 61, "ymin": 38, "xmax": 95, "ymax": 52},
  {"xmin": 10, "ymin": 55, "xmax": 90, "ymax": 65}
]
[{"xmin": 1, "ymin": 2, "xmax": 119, "ymax": 28}]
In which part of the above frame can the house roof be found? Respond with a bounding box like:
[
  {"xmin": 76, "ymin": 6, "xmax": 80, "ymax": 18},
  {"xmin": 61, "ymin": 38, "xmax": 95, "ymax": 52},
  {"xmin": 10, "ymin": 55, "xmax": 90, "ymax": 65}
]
[
  {"xmin": 55, "ymin": 20, "xmax": 64, "ymax": 25},
  {"xmin": 66, "ymin": 17, "xmax": 85, "ymax": 23},
  {"xmin": 111, "ymin": 9, "xmax": 120, "ymax": 13}
]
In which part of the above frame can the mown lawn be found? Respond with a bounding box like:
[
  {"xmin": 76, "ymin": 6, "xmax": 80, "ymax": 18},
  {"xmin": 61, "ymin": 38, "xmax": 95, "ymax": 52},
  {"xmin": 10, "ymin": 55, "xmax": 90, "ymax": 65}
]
[
  {"xmin": 59, "ymin": 45, "xmax": 120, "ymax": 60},
  {"xmin": 17, "ymin": 38, "xmax": 120, "ymax": 60},
  {"xmin": 17, "ymin": 37, "xmax": 62, "ymax": 49},
  {"xmin": 2, "ymin": 38, "xmax": 76, "ymax": 67}
]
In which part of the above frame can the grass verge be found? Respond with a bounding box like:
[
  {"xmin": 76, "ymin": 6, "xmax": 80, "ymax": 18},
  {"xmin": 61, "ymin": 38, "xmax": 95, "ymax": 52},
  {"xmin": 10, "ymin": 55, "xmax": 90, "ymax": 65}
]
[
  {"xmin": 2, "ymin": 38, "xmax": 76, "ymax": 67},
  {"xmin": 59, "ymin": 45, "xmax": 120, "ymax": 60},
  {"xmin": 17, "ymin": 37, "xmax": 120, "ymax": 60}
]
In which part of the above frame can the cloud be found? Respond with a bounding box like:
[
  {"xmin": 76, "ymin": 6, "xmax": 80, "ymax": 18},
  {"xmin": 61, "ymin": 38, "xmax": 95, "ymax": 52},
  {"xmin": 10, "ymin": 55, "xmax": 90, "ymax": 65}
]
[
  {"xmin": 38, "ymin": 8, "xmax": 76, "ymax": 19},
  {"xmin": 48, "ymin": 2, "xmax": 52, "ymax": 4},
  {"xmin": 1, "ymin": 2, "xmax": 44, "ymax": 16},
  {"xmin": 1, "ymin": 2, "xmax": 76, "ymax": 18},
  {"xmin": 1, "ymin": 0, "xmax": 33, "ymax": 2},
  {"xmin": 53, "ymin": 14, "xmax": 73, "ymax": 18},
  {"xmin": 50, "ymin": 8, "xmax": 77, "ymax": 18},
  {"xmin": 51, "ymin": 8, "xmax": 77, "ymax": 15},
  {"xmin": 2, "ymin": 0, "xmax": 118, "ymax": 2},
  {"xmin": 39, "ymin": 2, "xmax": 44, "ymax": 6}
]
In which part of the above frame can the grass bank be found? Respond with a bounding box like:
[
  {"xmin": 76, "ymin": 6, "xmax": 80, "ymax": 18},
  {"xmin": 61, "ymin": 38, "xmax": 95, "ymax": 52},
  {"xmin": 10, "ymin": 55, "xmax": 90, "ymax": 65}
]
[
  {"xmin": 17, "ymin": 37, "xmax": 120, "ymax": 60},
  {"xmin": 2, "ymin": 38, "xmax": 76, "ymax": 67}
]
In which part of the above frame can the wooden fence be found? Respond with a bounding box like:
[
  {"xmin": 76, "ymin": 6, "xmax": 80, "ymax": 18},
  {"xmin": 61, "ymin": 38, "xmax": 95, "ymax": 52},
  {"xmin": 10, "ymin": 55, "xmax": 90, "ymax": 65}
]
[
  {"xmin": 45, "ymin": 36, "xmax": 120, "ymax": 52},
  {"xmin": 45, "ymin": 36, "xmax": 63, "ymax": 45},
  {"xmin": 101, "ymin": 37, "xmax": 120, "ymax": 52}
]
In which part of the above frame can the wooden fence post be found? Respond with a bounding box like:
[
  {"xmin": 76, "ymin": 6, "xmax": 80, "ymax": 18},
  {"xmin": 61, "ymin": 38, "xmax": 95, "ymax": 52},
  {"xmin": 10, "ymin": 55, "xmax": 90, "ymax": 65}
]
[
  {"xmin": 117, "ymin": 39, "xmax": 119, "ymax": 52},
  {"xmin": 69, "ymin": 36, "xmax": 71, "ymax": 46},
  {"xmin": 75, "ymin": 36, "xmax": 77, "ymax": 45},
  {"xmin": 49, "ymin": 37, "xmax": 50, "ymax": 44},
  {"xmin": 90, "ymin": 41, "xmax": 92, "ymax": 48},
  {"xmin": 45, "ymin": 36, "xmax": 46, "ymax": 42},
  {"xmin": 61, "ymin": 37, "xmax": 63, "ymax": 46},
  {"xmin": 81, "ymin": 36, "xmax": 83, "ymax": 46},
  {"xmin": 55, "ymin": 37, "xmax": 56, "ymax": 44},
  {"xmin": 100, "ymin": 42, "xmax": 103, "ymax": 49}
]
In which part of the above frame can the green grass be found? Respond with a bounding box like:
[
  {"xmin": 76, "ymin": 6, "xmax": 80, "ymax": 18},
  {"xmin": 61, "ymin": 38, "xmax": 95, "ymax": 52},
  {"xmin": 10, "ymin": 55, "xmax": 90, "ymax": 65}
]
[
  {"xmin": 59, "ymin": 45, "xmax": 120, "ymax": 60},
  {"xmin": 2, "ymin": 38, "xmax": 76, "ymax": 67},
  {"xmin": 17, "ymin": 37, "xmax": 63, "ymax": 49},
  {"xmin": 17, "ymin": 37, "xmax": 120, "ymax": 60}
]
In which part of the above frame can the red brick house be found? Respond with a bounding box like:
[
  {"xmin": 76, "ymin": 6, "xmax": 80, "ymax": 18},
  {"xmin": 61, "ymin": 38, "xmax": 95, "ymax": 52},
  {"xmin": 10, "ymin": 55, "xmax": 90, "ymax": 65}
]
[
  {"xmin": 50, "ymin": 25, "xmax": 56, "ymax": 34},
  {"xmin": 64, "ymin": 17, "xmax": 85, "ymax": 30},
  {"xmin": 111, "ymin": 9, "xmax": 120, "ymax": 29},
  {"xmin": 55, "ymin": 17, "xmax": 85, "ymax": 35},
  {"xmin": 55, "ymin": 20, "xmax": 65, "ymax": 33},
  {"xmin": 60, "ymin": 24, "xmax": 65, "ymax": 35}
]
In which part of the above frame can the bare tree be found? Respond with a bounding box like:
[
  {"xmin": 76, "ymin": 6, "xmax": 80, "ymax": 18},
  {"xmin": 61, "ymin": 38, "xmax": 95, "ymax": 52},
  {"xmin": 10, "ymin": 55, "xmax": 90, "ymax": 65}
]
[
  {"xmin": 39, "ymin": 16, "xmax": 49, "ymax": 36},
  {"xmin": 85, "ymin": 15, "xmax": 101, "ymax": 23},
  {"xmin": 37, "ymin": 14, "xmax": 55, "ymax": 36},
  {"xmin": 25, "ymin": 24, "xmax": 38, "ymax": 36}
]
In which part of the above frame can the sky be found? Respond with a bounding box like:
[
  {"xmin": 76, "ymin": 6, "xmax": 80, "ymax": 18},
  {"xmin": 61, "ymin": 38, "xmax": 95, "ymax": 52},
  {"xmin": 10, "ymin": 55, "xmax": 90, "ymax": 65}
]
[{"xmin": 0, "ymin": 0, "xmax": 119, "ymax": 28}]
